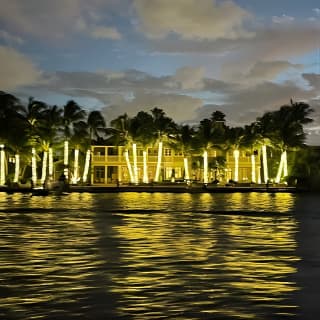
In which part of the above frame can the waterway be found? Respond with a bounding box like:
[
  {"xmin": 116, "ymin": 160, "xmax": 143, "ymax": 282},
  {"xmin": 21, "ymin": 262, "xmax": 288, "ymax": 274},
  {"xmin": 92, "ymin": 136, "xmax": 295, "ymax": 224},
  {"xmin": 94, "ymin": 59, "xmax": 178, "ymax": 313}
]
[{"xmin": 0, "ymin": 191, "xmax": 319, "ymax": 319}]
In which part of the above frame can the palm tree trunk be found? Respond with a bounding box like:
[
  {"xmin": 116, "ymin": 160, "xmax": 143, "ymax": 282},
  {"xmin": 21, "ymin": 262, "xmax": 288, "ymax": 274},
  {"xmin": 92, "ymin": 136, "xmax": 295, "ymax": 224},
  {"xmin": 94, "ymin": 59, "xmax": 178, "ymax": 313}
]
[
  {"xmin": 184, "ymin": 157, "xmax": 190, "ymax": 181},
  {"xmin": 13, "ymin": 154, "xmax": 20, "ymax": 183},
  {"xmin": 82, "ymin": 149, "xmax": 91, "ymax": 183},
  {"xmin": 31, "ymin": 147, "xmax": 37, "ymax": 186},
  {"xmin": 64, "ymin": 140, "xmax": 69, "ymax": 179},
  {"xmin": 71, "ymin": 148, "xmax": 79, "ymax": 184},
  {"xmin": 262, "ymin": 144, "xmax": 269, "ymax": 183},
  {"xmin": 48, "ymin": 148, "xmax": 53, "ymax": 181},
  {"xmin": 251, "ymin": 154, "xmax": 256, "ymax": 183},
  {"xmin": 143, "ymin": 150, "xmax": 148, "ymax": 183},
  {"xmin": 124, "ymin": 150, "xmax": 134, "ymax": 183},
  {"xmin": 132, "ymin": 143, "xmax": 138, "ymax": 184},
  {"xmin": 275, "ymin": 150, "xmax": 287, "ymax": 183},
  {"xmin": 40, "ymin": 151, "xmax": 48, "ymax": 185},
  {"xmin": 154, "ymin": 141, "xmax": 163, "ymax": 182},
  {"xmin": 203, "ymin": 150, "xmax": 208, "ymax": 184},
  {"xmin": 233, "ymin": 149, "xmax": 239, "ymax": 182},
  {"xmin": 0, "ymin": 145, "xmax": 6, "ymax": 185}
]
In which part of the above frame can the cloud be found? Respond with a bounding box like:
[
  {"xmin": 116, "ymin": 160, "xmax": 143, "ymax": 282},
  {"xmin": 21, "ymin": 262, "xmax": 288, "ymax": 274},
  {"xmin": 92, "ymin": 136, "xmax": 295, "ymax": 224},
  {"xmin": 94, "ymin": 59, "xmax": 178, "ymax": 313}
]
[
  {"xmin": 133, "ymin": 0, "xmax": 252, "ymax": 40},
  {"xmin": 313, "ymin": 8, "xmax": 320, "ymax": 16},
  {"xmin": 0, "ymin": 29, "xmax": 24, "ymax": 45},
  {"xmin": 245, "ymin": 61, "xmax": 303, "ymax": 82},
  {"xmin": 167, "ymin": 66, "xmax": 205, "ymax": 90},
  {"xmin": 0, "ymin": 0, "xmax": 123, "ymax": 41},
  {"xmin": 90, "ymin": 26, "xmax": 122, "ymax": 40},
  {"xmin": 0, "ymin": 45, "xmax": 42, "ymax": 90},
  {"xmin": 272, "ymin": 14, "xmax": 294, "ymax": 24}
]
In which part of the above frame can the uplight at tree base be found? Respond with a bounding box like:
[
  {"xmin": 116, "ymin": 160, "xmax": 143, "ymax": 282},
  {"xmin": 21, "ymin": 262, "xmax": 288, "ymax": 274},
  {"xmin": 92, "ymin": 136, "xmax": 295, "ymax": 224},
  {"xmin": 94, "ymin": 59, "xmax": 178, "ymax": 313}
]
[
  {"xmin": 184, "ymin": 157, "xmax": 190, "ymax": 181},
  {"xmin": 142, "ymin": 150, "xmax": 148, "ymax": 184},
  {"xmin": 0, "ymin": 144, "xmax": 5, "ymax": 185},
  {"xmin": 203, "ymin": 150, "xmax": 208, "ymax": 184},
  {"xmin": 233, "ymin": 149, "xmax": 239, "ymax": 182},
  {"xmin": 262, "ymin": 145, "xmax": 269, "ymax": 183},
  {"xmin": 124, "ymin": 150, "xmax": 134, "ymax": 183},
  {"xmin": 31, "ymin": 148, "xmax": 37, "ymax": 186},
  {"xmin": 154, "ymin": 141, "xmax": 163, "ymax": 183},
  {"xmin": 82, "ymin": 149, "xmax": 91, "ymax": 183},
  {"xmin": 251, "ymin": 154, "xmax": 256, "ymax": 183},
  {"xmin": 40, "ymin": 151, "xmax": 48, "ymax": 185},
  {"xmin": 13, "ymin": 154, "xmax": 20, "ymax": 183}
]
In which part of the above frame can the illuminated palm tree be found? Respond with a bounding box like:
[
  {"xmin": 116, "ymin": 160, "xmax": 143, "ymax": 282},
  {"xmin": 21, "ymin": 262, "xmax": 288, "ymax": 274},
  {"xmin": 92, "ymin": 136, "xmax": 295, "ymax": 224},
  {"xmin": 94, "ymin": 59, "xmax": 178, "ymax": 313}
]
[
  {"xmin": 62, "ymin": 100, "xmax": 86, "ymax": 179},
  {"xmin": 168, "ymin": 124, "xmax": 195, "ymax": 181},
  {"xmin": 108, "ymin": 114, "xmax": 135, "ymax": 183},
  {"xmin": 151, "ymin": 108, "xmax": 177, "ymax": 182}
]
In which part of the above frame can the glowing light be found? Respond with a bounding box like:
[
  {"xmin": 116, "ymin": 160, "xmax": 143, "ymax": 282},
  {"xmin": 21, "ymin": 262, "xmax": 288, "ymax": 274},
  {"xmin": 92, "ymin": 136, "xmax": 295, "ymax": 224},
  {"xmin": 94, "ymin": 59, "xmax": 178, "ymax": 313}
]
[
  {"xmin": 71, "ymin": 149, "xmax": 79, "ymax": 184},
  {"xmin": 184, "ymin": 157, "xmax": 190, "ymax": 181},
  {"xmin": 132, "ymin": 143, "xmax": 138, "ymax": 184},
  {"xmin": 233, "ymin": 149, "xmax": 239, "ymax": 182},
  {"xmin": 203, "ymin": 150, "xmax": 208, "ymax": 184},
  {"xmin": 251, "ymin": 154, "xmax": 256, "ymax": 183},
  {"xmin": 262, "ymin": 145, "xmax": 269, "ymax": 183},
  {"xmin": 48, "ymin": 148, "xmax": 53, "ymax": 180},
  {"xmin": 154, "ymin": 141, "xmax": 163, "ymax": 182},
  {"xmin": 40, "ymin": 151, "xmax": 48, "ymax": 184},
  {"xmin": 31, "ymin": 147, "xmax": 37, "ymax": 186},
  {"xmin": 0, "ymin": 144, "xmax": 5, "ymax": 185},
  {"xmin": 64, "ymin": 140, "xmax": 69, "ymax": 179},
  {"xmin": 82, "ymin": 149, "xmax": 91, "ymax": 183},
  {"xmin": 275, "ymin": 151, "xmax": 287, "ymax": 183},
  {"xmin": 124, "ymin": 150, "xmax": 134, "ymax": 183},
  {"xmin": 13, "ymin": 154, "xmax": 20, "ymax": 183},
  {"xmin": 143, "ymin": 150, "xmax": 148, "ymax": 183}
]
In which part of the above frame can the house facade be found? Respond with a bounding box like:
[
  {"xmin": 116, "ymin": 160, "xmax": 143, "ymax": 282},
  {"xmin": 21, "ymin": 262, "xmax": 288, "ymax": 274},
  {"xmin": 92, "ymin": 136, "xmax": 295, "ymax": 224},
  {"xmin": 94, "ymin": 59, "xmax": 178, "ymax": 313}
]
[{"xmin": 90, "ymin": 145, "xmax": 261, "ymax": 185}]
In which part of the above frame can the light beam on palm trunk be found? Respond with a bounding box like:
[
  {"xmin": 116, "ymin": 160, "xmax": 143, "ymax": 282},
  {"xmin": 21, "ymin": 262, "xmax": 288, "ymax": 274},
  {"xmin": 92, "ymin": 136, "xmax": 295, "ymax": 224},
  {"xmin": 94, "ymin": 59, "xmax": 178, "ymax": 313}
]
[
  {"xmin": 154, "ymin": 141, "xmax": 163, "ymax": 182},
  {"xmin": 184, "ymin": 157, "xmax": 190, "ymax": 181},
  {"xmin": 0, "ymin": 145, "xmax": 5, "ymax": 185},
  {"xmin": 48, "ymin": 148, "xmax": 53, "ymax": 180},
  {"xmin": 132, "ymin": 143, "xmax": 138, "ymax": 184},
  {"xmin": 233, "ymin": 149, "xmax": 239, "ymax": 182},
  {"xmin": 142, "ymin": 150, "xmax": 148, "ymax": 183},
  {"xmin": 262, "ymin": 145, "xmax": 269, "ymax": 183},
  {"xmin": 71, "ymin": 149, "xmax": 79, "ymax": 184},
  {"xmin": 13, "ymin": 154, "xmax": 20, "ymax": 183},
  {"xmin": 124, "ymin": 150, "xmax": 134, "ymax": 183},
  {"xmin": 64, "ymin": 140, "xmax": 69, "ymax": 178},
  {"xmin": 40, "ymin": 151, "xmax": 48, "ymax": 185},
  {"xmin": 251, "ymin": 154, "xmax": 256, "ymax": 183},
  {"xmin": 203, "ymin": 150, "xmax": 208, "ymax": 184},
  {"xmin": 31, "ymin": 147, "xmax": 37, "ymax": 186},
  {"xmin": 275, "ymin": 151, "xmax": 288, "ymax": 183},
  {"xmin": 82, "ymin": 149, "xmax": 91, "ymax": 183}
]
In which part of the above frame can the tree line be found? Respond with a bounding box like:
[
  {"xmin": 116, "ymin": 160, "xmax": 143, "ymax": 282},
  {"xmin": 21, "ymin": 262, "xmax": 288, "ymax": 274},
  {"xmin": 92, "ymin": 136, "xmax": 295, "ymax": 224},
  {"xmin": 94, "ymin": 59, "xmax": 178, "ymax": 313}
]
[{"xmin": 0, "ymin": 90, "xmax": 317, "ymax": 187}]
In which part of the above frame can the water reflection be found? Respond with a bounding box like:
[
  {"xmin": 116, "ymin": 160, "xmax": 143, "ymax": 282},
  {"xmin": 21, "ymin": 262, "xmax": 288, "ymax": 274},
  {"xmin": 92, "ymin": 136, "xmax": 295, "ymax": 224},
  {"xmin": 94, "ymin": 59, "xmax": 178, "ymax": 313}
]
[{"xmin": 0, "ymin": 192, "xmax": 299, "ymax": 319}]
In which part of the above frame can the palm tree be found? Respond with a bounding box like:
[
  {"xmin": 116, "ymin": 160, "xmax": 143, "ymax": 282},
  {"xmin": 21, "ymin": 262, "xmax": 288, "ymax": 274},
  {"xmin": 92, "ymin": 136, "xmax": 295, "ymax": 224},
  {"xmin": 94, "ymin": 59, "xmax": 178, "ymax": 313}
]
[
  {"xmin": 168, "ymin": 124, "xmax": 195, "ymax": 181},
  {"xmin": 131, "ymin": 111, "xmax": 155, "ymax": 183},
  {"xmin": 62, "ymin": 100, "xmax": 86, "ymax": 179},
  {"xmin": 151, "ymin": 108, "xmax": 177, "ymax": 182},
  {"xmin": 108, "ymin": 114, "xmax": 135, "ymax": 183},
  {"xmin": 226, "ymin": 126, "xmax": 245, "ymax": 182}
]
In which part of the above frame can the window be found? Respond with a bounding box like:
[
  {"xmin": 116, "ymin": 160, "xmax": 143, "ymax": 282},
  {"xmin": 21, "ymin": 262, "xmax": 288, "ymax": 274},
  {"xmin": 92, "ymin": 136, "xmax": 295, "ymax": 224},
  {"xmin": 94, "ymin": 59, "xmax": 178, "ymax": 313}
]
[
  {"xmin": 94, "ymin": 166, "xmax": 105, "ymax": 183},
  {"xmin": 164, "ymin": 148, "xmax": 172, "ymax": 156}
]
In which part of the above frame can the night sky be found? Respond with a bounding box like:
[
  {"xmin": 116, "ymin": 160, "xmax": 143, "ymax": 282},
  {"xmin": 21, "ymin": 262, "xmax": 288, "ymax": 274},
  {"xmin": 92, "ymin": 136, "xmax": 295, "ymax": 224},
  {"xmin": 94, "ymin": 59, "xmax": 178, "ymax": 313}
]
[{"xmin": 1, "ymin": 0, "xmax": 320, "ymax": 144}]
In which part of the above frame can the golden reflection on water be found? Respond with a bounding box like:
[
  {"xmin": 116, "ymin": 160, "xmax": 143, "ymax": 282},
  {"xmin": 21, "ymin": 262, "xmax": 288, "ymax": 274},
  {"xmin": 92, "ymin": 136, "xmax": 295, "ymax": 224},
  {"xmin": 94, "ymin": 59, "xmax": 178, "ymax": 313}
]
[
  {"xmin": 111, "ymin": 209, "xmax": 299, "ymax": 319},
  {"xmin": 0, "ymin": 191, "xmax": 300, "ymax": 319}
]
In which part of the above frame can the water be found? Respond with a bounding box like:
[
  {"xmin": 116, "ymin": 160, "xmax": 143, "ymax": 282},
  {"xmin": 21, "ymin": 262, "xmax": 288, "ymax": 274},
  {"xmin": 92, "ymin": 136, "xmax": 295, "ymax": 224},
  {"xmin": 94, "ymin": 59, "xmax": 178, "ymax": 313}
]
[{"xmin": 0, "ymin": 191, "xmax": 319, "ymax": 319}]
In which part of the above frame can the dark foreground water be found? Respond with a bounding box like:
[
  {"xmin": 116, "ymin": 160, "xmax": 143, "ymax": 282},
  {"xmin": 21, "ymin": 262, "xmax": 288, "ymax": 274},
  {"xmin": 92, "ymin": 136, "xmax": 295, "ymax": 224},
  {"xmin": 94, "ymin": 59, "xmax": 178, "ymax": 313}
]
[{"xmin": 0, "ymin": 192, "xmax": 319, "ymax": 320}]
